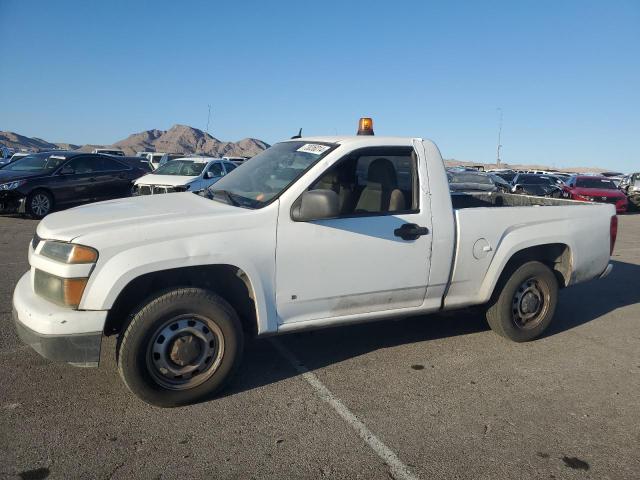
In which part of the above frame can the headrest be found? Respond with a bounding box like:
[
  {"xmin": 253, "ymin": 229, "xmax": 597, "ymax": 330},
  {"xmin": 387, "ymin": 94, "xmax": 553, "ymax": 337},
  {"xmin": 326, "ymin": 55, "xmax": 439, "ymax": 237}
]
[{"xmin": 367, "ymin": 158, "xmax": 397, "ymax": 189}]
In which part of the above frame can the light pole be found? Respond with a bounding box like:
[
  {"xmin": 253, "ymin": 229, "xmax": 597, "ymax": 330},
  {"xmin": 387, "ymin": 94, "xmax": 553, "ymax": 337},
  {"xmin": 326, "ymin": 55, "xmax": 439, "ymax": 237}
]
[
  {"xmin": 496, "ymin": 107, "xmax": 503, "ymax": 166},
  {"xmin": 206, "ymin": 104, "xmax": 212, "ymax": 137}
]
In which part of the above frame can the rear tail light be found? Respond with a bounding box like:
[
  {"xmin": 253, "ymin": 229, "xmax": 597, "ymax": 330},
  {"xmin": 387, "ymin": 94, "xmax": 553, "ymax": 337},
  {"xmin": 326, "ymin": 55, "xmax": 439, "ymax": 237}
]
[{"xmin": 610, "ymin": 215, "xmax": 618, "ymax": 255}]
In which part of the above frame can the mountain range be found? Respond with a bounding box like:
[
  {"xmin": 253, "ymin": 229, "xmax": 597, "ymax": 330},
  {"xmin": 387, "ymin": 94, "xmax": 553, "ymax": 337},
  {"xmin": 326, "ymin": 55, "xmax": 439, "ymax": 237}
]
[
  {"xmin": 0, "ymin": 125, "xmax": 270, "ymax": 158},
  {"xmin": 1, "ymin": 127, "xmax": 609, "ymax": 173}
]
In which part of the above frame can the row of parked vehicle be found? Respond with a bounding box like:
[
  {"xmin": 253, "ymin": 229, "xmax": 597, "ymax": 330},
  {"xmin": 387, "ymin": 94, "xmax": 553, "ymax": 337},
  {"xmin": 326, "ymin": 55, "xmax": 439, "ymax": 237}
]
[
  {"xmin": 447, "ymin": 167, "xmax": 637, "ymax": 214},
  {"xmin": 0, "ymin": 149, "xmax": 247, "ymax": 218}
]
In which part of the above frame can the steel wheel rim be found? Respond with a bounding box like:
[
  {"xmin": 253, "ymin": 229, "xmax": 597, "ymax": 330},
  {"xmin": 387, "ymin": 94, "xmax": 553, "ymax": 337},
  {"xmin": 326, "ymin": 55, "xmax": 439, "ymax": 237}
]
[
  {"xmin": 31, "ymin": 194, "xmax": 50, "ymax": 216},
  {"xmin": 511, "ymin": 277, "xmax": 549, "ymax": 330},
  {"xmin": 146, "ymin": 314, "xmax": 225, "ymax": 390}
]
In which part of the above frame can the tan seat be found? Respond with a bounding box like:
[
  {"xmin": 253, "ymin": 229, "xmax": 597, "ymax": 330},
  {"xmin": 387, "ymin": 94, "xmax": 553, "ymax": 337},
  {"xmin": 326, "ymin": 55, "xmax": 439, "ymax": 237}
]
[{"xmin": 355, "ymin": 158, "xmax": 405, "ymax": 213}]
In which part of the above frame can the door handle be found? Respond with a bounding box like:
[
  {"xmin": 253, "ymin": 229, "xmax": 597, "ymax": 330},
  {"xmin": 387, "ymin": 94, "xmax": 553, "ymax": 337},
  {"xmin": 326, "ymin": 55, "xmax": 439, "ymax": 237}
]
[
  {"xmin": 394, "ymin": 223, "xmax": 429, "ymax": 241},
  {"xmin": 88, "ymin": 177, "xmax": 96, "ymax": 182}
]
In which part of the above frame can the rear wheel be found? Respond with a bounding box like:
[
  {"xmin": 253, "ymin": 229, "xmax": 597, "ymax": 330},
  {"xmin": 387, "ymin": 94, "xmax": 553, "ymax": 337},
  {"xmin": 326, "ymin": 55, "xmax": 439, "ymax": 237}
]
[
  {"xmin": 486, "ymin": 261, "xmax": 558, "ymax": 342},
  {"xmin": 26, "ymin": 190, "xmax": 53, "ymax": 219},
  {"xmin": 117, "ymin": 287, "xmax": 244, "ymax": 407}
]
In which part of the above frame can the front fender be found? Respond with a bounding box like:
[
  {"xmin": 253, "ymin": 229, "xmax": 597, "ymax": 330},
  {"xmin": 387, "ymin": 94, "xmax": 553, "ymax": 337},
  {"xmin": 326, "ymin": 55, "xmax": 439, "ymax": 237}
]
[{"xmin": 79, "ymin": 231, "xmax": 278, "ymax": 335}]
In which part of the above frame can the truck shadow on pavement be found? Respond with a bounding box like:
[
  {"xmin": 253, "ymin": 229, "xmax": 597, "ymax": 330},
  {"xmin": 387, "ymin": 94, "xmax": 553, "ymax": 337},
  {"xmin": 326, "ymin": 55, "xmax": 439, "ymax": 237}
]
[{"xmin": 219, "ymin": 258, "xmax": 640, "ymax": 401}]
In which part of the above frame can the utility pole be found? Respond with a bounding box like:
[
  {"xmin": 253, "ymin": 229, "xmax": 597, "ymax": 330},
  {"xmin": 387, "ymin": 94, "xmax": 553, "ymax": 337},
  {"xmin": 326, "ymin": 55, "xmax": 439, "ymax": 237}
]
[
  {"xmin": 206, "ymin": 104, "xmax": 212, "ymax": 137},
  {"xmin": 496, "ymin": 107, "xmax": 503, "ymax": 166}
]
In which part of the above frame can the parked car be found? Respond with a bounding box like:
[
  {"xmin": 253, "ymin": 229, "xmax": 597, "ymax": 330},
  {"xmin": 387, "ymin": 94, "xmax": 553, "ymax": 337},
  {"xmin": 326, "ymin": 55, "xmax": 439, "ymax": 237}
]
[
  {"xmin": 156, "ymin": 153, "xmax": 185, "ymax": 169},
  {"xmin": 0, "ymin": 151, "xmax": 30, "ymax": 167},
  {"xmin": 488, "ymin": 169, "xmax": 517, "ymax": 183},
  {"xmin": 511, "ymin": 174, "xmax": 563, "ymax": 197},
  {"xmin": 223, "ymin": 156, "xmax": 249, "ymax": 166},
  {"xmin": 620, "ymin": 173, "xmax": 640, "ymax": 209},
  {"xmin": 132, "ymin": 157, "xmax": 237, "ymax": 195},
  {"xmin": 562, "ymin": 175, "xmax": 628, "ymax": 213},
  {"xmin": 135, "ymin": 151, "xmax": 166, "ymax": 170},
  {"xmin": 92, "ymin": 148, "xmax": 125, "ymax": 156},
  {"xmin": 0, "ymin": 151, "xmax": 148, "ymax": 218},
  {"xmin": 447, "ymin": 170, "xmax": 507, "ymax": 193},
  {"xmin": 12, "ymin": 118, "xmax": 616, "ymax": 406}
]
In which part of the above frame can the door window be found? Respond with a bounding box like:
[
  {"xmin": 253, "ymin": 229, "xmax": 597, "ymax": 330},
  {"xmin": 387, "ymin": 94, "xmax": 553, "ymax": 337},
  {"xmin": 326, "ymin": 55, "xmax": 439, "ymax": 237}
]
[
  {"xmin": 95, "ymin": 157, "xmax": 128, "ymax": 171},
  {"xmin": 308, "ymin": 146, "xmax": 418, "ymax": 216},
  {"xmin": 66, "ymin": 157, "xmax": 99, "ymax": 174},
  {"xmin": 208, "ymin": 162, "xmax": 224, "ymax": 177}
]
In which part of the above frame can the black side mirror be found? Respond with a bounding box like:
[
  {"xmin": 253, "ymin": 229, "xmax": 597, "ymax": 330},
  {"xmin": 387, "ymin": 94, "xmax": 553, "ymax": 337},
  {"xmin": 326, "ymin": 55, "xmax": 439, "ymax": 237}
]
[
  {"xmin": 60, "ymin": 165, "xmax": 75, "ymax": 175},
  {"xmin": 291, "ymin": 189, "xmax": 340, "ymax": 221}
]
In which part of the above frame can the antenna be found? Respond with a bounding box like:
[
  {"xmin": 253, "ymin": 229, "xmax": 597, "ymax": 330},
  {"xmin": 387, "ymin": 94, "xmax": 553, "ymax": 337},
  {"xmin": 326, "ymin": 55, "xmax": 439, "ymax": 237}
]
[
  {"xmin": 496, "ymin": 107, "xmax": 503, "ymax": 166},
  {"xmin": 206, "ymin": 104, "xmax": 212, "ymax": 136},
  {"xmin": 291, "ymin": 128, "xmax": 302, "ymax": 139}
]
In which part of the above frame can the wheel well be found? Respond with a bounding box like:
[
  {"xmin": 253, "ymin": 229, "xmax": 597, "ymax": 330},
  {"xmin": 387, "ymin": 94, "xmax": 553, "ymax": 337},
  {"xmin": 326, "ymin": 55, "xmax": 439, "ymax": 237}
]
[
  {"xmin": 28, "ymin": 187, "xmax": 55, "ymax": 204},
  {"xmin": 104, "ymin": 265, "xmax": 258, "ymax": 337},
  {"xmin": 498, "ymin": 243, "xmax": 572, "ymax": 291}
]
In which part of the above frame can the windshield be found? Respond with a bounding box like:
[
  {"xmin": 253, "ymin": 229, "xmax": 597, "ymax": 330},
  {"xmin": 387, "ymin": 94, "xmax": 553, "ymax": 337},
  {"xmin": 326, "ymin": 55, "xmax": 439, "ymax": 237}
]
[
  {"xmin": 516, "ymin": 175, "xmax": 553, "ymax": 185},
  {"xmin": 576, "ymin": 178, "xmax": 617, "ymax": 189},
  {"xmin": 1, "ymin": 154, "xmax": 67, "ymax": 172},
  {"xmin": 208, "ymin": 141, "xmax": 336, "ymax": 208},
  {"xmin": 153, "ymin": 160, "xmax": 207, "ymax": 176}
]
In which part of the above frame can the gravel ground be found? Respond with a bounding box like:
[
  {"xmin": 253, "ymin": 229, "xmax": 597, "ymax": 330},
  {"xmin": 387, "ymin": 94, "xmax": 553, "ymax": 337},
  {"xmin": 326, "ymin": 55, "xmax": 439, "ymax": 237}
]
[{"xmin": 0, "ymin": 212, "xmax": 638, "ymax": 480}]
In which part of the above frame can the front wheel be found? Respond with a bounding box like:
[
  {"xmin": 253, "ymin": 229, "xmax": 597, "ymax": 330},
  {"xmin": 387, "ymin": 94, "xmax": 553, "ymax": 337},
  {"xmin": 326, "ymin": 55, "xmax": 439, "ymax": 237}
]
[
  {"xmin": 117, "ymin": 288, "xmax": 244, "ymax": 407},
  {"xmin": 26, "ymin": 189, "xmax": 53, "ymax": 219},
  {"xmin": 486, "ymin": 261, "xmax": 558, "ymax": 342}
]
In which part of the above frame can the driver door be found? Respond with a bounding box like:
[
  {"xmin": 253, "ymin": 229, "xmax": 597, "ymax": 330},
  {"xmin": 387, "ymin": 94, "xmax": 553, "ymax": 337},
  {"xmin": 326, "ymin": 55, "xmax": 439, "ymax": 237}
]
[{"xmin": 275, "ymin": 145, "xmax": 432, "ymax": 325}]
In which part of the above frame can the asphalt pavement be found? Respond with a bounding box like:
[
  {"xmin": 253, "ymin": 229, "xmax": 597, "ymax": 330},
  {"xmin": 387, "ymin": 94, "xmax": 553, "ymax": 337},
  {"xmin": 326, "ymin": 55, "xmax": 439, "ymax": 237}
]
[{"xmin": 0, "ymin": 213, "xmax": 639, "ymax": 480}]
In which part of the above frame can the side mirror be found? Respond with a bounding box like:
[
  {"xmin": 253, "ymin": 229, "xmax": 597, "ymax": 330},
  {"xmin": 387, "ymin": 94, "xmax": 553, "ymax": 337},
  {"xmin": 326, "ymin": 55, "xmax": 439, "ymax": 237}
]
[
  {"xmin": 291, "ymin": 189, "xmax": 340, "ymax": 222},
  {"xmin": 205, "ymin": 171, "xmax": 214, "ymax": 179},
  {"xmin": 59, "ymin": 165, "xmax": 75, "ymax": 175}
]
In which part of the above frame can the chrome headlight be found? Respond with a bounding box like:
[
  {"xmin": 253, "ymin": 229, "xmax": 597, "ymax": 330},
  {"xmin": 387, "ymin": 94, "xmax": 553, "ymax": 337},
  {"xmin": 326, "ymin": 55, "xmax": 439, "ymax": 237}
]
[
  {"xmin": 40, "ymin": 241, "xmax": 98, "ymax": 264},
  {"xmin": 0, "ymin": 180, "xmax": 26, "ymax": 190}
]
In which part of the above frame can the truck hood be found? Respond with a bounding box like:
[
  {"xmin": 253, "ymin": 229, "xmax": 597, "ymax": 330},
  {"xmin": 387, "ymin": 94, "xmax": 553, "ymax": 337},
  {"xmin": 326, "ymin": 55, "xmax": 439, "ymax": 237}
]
[
  {"xmin": 36, "ymin": 193, "xmax": 244, "ymax": 243},
  {"xmin": 134, "ymin": 174, "xmax": 198, "ymax": 186}
]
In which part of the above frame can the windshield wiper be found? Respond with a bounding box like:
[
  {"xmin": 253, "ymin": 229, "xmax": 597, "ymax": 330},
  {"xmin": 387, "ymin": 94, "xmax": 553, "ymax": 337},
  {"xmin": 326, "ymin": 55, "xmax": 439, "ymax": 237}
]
[{"xmin": 209, "ymin": 189, "xmax": 239, "ymax": 206}]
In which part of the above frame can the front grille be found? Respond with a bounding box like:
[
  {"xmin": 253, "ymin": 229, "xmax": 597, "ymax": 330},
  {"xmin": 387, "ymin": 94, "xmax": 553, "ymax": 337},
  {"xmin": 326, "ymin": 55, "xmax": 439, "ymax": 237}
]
[
  {"xmin": 136, "ymin": 185, "xmax": 177, "ymax": 195},
  {"xmin": 593, "ymin": 197, "xmax": 619, "ymax": 204},
  {"xmin": 152, "ymin": 186, "xmax": 176, "ymax": 194}
]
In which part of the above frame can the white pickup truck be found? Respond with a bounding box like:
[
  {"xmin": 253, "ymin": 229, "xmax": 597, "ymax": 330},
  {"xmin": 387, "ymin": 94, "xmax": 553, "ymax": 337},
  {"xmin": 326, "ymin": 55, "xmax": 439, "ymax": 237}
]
[{"xmin": 12, "ymin": 120, "xmax": 617, "ymax": 407}]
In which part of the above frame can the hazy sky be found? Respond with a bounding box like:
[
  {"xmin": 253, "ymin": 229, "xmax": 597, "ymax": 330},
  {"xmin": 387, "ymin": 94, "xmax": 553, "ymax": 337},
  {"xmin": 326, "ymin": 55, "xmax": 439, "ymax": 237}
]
[{"xmin": 1, "ymin": 0, "xmax": 638, "ymax": 171}]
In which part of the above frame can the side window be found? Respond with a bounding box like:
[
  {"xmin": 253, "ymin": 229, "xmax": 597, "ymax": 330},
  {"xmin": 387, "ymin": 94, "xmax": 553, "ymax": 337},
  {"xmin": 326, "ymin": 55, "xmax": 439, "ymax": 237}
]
[
  {"xmin": 96, "ymin": 157, "xmax": 128, "ymax": 171},
  {"xmin": 309, "ymin": 146, "xmax": 417, "ymax": 216},
  {"xmin": 67, "ymin": 156, "xmax": 98, "ymax": 174},
  {"xmin": 208, "ymin": 162, "xmax": 224, "ymax": 177},
  {"xmin": 224, "ymin": 162, "xmax": 237, "ymax": 173}
]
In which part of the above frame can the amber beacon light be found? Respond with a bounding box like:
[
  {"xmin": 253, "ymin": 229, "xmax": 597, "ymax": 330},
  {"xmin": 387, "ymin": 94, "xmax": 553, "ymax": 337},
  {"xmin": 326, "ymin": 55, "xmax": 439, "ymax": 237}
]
[{"xmin": 357, "ymin": 117, "xmax": 374, "ymax": 135}]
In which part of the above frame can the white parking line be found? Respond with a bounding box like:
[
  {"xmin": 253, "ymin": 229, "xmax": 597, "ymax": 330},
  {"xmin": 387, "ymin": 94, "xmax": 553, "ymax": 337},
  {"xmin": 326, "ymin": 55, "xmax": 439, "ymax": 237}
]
[{"xmin": 269, "ymin": 338, "xmax": 420, "ymax": 480}]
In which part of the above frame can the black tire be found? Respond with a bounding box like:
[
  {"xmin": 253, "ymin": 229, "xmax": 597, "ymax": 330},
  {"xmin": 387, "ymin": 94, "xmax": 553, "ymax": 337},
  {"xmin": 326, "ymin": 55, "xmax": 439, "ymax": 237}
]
[
  {"xmin": 486, "ymin": 261, "xmax": 558, "ymax": 342},
  {"xmin": 26, "ymin": 189, "xmax": 53, "ymax": 219},
  {"xmin": 117, "ymin": 287, "xmax": 244, "ymax": 407}
]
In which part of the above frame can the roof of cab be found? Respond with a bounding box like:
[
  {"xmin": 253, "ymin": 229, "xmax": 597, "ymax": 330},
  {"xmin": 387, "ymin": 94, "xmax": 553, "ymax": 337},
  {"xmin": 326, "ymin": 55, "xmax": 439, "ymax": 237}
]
[{"xmin": 282, "ymin": 136, "xmax": 420, "ymax": 146}]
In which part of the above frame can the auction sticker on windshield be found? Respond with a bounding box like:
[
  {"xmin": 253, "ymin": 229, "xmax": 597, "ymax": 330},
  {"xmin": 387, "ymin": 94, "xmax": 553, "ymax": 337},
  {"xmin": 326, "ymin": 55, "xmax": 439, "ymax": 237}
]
[{"xmin": 296, "ymin": 144, "xmax": 331, "ymax": 155}]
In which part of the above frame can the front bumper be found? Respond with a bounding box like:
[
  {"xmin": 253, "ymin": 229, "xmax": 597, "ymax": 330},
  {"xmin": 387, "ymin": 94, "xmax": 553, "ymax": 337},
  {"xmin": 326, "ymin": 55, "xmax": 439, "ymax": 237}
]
[
  {"xmin": 12, "ymin": 271, "xmax": 106, "ymax": 367},
  {"xmin": 0, "ymin": 191, "xmax": 26, "ymax": 213}
]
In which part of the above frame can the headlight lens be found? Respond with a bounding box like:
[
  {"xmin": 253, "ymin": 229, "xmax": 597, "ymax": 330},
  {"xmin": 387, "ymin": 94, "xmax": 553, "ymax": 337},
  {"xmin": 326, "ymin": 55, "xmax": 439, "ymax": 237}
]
[
  {"xmin": 40, "ymin": 241, "xmax": 98, "ymax": 264},
  {"xmin": 34, "ymin": 269, "xmax": 88, "ymax": 308},
  {"xmin": 0, "ymin": 180, "xmax": 26, "ymax": 190}
]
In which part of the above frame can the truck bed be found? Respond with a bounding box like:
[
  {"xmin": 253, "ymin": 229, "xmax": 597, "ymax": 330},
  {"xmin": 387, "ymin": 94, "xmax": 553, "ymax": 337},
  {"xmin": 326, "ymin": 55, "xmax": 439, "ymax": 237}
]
[
  {"xmin": 443, "ymin": 192, "xmax": 614, "ymax": 311},
  {"xmin": 451, "ymin": 192, "xmax": 580, "ymax": 209}
]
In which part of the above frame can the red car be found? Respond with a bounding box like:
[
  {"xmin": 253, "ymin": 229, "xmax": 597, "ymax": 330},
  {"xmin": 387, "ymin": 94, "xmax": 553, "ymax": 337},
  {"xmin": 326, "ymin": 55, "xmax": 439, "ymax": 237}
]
[{"xmin": 563, "ymin": 175, "xmax": 628, "ymax": 213}]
